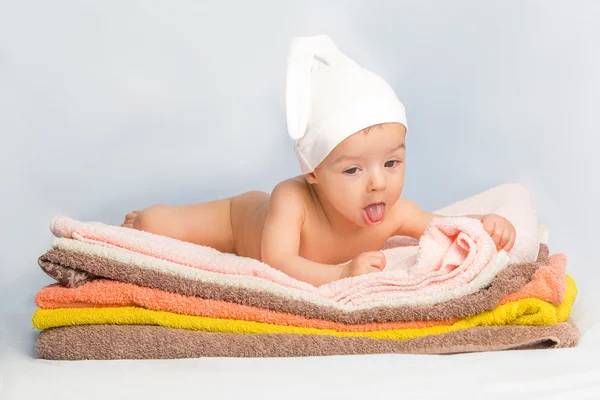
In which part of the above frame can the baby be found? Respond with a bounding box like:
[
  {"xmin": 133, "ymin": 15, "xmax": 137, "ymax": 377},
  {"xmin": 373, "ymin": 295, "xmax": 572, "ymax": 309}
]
[{"xmin": 122, "ymin": 35, "xmax": 516, "ymax": 286}]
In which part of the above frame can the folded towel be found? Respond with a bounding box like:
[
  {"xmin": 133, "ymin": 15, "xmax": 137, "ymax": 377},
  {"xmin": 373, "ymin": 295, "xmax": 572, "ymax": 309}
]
[
  {"xmin": 31, "ymin": 275, "xmax": 577, "ymax": 340},
  {"xmin": 34, "ymin": 252, "xmax": 566, "ymax": 331},
  {"xmin": 34, "ymin": 279, "xmax": 457, "ymax": 331},
  {"xmin": 501, "ymin": 253, "xmax": 566, "ymax": 305},
  {"xmin": 38, "ymin": 244, "xmax": 549, "ymax": 323},
  {"xmin": 36, "ymin": 319, "xmax": 579, "ymax": 359}
]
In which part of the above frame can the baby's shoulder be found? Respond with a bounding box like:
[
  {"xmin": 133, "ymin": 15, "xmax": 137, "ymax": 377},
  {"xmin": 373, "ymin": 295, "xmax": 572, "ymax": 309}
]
[
  {"xmin": 268, "ymin": 176, "xmax": 312, "ymax": 215},
  {"xmin": 391, "ymin": 197, "xmax": 421, "ymax": 218},
  {"xmin": 389, "ymin": 198, "xmax": 433, "ymax": 238},
  {"xmin": 271, "ymin": 176, "xmax": 310, "ymax": 199},
  {"xmin": 273, "ymin": 175, "xmax": 307, "ymax": 191},
  {"xmin": 388, "ymin": 197, "xmax": 424, "ymax": 227}
]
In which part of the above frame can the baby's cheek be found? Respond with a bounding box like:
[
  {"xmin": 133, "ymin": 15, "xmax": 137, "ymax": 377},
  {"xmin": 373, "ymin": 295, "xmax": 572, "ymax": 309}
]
[
  {"xmin": 328, "ymin": 187, "xmax": 352, "ymax": 207},
  {"xmin": 389, "ymin": 182, "xmax": 404, "ymax": 198}
]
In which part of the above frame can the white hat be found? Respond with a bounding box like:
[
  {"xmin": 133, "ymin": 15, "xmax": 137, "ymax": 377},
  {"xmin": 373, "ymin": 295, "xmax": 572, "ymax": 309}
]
[{"xmin": 286, "ymin": 34, "xmax": 407, "ymax": 174}]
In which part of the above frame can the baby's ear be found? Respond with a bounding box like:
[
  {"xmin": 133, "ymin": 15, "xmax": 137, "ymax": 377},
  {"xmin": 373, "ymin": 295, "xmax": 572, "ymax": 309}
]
[{"xmin": 304, "ymin": 172, "xmax": 318, "ymax": 184}]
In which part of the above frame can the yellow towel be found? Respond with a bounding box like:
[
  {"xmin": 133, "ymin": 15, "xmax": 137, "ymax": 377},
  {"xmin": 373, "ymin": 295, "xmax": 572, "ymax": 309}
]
[{"xmin": 32, "ymin": 275, "xmax": 577, "ymax": 341}]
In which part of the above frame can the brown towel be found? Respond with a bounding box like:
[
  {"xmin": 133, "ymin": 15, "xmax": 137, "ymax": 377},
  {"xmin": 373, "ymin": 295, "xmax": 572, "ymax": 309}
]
[{"xmin": 36, "ymin": 318, "xmax": 579, "ymax": 359}]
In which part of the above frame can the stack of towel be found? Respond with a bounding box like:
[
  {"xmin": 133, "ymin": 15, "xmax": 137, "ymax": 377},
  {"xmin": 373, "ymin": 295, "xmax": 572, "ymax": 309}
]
[{"xmin": 32, "ymin": 184, "xmax": 579, "ymax": 359}]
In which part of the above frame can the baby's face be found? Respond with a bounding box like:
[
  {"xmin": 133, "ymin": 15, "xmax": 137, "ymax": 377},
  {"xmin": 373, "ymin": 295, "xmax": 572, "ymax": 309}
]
[{"xmin": 311, "ymin": 122, "xmax": 407, "ymax": 228}]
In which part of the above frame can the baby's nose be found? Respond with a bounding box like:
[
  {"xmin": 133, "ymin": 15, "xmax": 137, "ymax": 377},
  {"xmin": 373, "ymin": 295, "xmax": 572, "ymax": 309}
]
[{"xmin": 368, "ymin": 171, "xmax": 386, "ymax": 192}]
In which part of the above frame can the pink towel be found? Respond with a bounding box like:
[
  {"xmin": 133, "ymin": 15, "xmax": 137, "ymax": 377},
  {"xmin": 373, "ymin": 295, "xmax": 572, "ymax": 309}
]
[{"xmin": 49, "ymin": 183, "xmax": 540, "ymax": 306}]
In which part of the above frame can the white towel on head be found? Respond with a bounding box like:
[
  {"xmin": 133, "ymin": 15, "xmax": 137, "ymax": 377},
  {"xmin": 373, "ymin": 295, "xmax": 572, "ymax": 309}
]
[{"xmin": 286, "ymin": 34, "xmax": 408, "ymax": 174}]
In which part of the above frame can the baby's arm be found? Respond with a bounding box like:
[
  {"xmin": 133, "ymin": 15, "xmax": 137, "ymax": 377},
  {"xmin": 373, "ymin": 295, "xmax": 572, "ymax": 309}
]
[
  {"xmin": 394, "ymin": 200, "xmax": 516, "ymax": 251},
  {"xmin": 262, "ymin": 182, "xmax": 357, "ymax": 286}
]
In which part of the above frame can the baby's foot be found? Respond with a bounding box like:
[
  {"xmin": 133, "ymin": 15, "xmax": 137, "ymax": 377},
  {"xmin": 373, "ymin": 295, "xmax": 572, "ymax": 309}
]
[{"xmin": 121, "ymin": 210, "xmax": 140, "ymax": 228}]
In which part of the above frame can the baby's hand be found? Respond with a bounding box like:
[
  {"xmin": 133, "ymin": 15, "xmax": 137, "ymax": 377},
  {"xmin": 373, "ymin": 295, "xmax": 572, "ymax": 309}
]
[
  {"xmin": 481, "ymin": 214, "xmax": 516, "ymax": 252},
  {"xmin": 342, "ymin": 251, "xmax": 386, "ymax": 278}
]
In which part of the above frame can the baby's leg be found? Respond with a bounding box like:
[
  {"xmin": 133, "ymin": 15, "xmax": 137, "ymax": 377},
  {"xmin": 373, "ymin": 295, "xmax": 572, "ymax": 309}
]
[{"xmin": 122, "ymin": 199, "xmax": 235, "ymax": 253}]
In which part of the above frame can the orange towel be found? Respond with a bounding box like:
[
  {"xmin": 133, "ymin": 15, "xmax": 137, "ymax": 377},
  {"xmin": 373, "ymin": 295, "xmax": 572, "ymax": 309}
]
[
  {"xmin": 500, "ymin": 253, "xmax": 566, "ymax": 305},
  {"xmin": 35, "ymin": 254, "xmax": 566, "ymax": 332}
]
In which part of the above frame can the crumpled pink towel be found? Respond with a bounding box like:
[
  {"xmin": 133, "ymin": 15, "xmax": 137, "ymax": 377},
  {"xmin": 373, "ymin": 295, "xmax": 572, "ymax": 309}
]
[{"xmin": 49, "ymin": 183, "xmax": 540, "ymax": 306}]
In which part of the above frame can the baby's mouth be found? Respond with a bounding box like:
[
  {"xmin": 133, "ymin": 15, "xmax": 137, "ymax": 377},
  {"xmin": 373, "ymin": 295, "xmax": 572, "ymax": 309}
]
[{"xmin": 363, "ymin": 202, "xmax": 385, "ymax": 225}]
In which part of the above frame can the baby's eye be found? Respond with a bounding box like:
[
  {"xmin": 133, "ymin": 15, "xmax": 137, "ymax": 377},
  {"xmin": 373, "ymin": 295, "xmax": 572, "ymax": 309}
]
[
  {"xmin": 385, "ymin": 160, "xmax": 401, "ymax": 168},
  {"xmin": 344, "ymin": 167, "xmax": 359, "ymax": 175}
]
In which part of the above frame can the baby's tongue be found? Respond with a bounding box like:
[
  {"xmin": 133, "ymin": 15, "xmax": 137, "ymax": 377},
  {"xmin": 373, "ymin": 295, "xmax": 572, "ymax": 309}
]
[{"xmin": 364, "ymin": 203, "xmax": 384, "ymax": 223}]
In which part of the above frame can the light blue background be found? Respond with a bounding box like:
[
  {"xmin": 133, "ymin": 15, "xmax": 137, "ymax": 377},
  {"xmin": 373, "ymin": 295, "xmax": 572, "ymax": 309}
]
[{"xmin": 1, "ymin": 1, "xmax": 599, "ymax": 397}]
